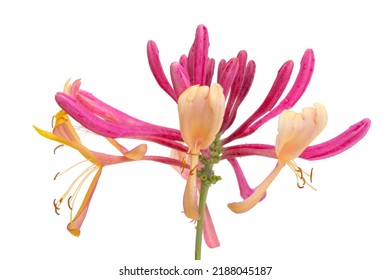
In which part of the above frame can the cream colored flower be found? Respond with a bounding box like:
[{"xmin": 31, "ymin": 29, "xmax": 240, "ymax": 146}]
[
  {"xmin": 178, "ymin": 83, "xmax": 225, "ymax": 220},
  {"xmin": 228, "ymin": 103, "xmax": 327, "ymax": 213}
]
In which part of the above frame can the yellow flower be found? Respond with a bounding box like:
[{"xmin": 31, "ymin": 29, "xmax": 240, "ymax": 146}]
[
  {"xmin": 34, "ymin": 110, "xmax": 146, "ymax": 236},
  {"xmin": 178, "ymin": 84, "xmax": 225, "ymax": 220},
  {"xmin": 228, "ymin": 103, "xmax": 327, "ymax": 213}
]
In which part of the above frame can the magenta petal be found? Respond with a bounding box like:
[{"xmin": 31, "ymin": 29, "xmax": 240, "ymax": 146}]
[
  {"xmin": 188, "ymin": 25, "xmax": 209, "ymax": 85},
  {"xmin": 236, "ymin": 60, "xmax": 294, "ymax": 132},
  {"xmin": 228, "ymin": 158, "xmax": 267, "ymax": 201},
  {"xmin": 147, "ymin": 40, "xmax": 177, "ymax": 102},
  {"xmin": 74, "ymin": 89, "xmax": 149, "ymax": 126},
  {"xmin": 222, "ymin": 119, "xmax": 371, "ymax": 161},
  {"xmin": 204, "ymin": 205, "xmax": 220, "ymax": 248},
  {"xmin": 300, "ymin": 118, "xmax": 371, "ymax": 160},
  {"xmin": 170, "ymin": 62, "xmax": 191, "ymax": 96},
  {"xmin": 221, "ymin": 59, "xmax": 256, "ymax": 132},
  {"xmin": 217, "ymin": 59, "xmax": 227, "ymax": 82},
  {"xmin": 217, "ymin": 58, "xmax": 239, "ymax": 98},
  {"xmin": 224, "ymin": 49, "xmax": 314, "ymax": 143},
  {"xmin": 222, "ymin": 144, "xmax": 276, "ymax": 159},
  {"xmin": 55, "ymin": 93, "xmax": 182, "ymax": 141},
  {"xmin": 205, "ymin": 58, "xmax": 215, "ymax": 87}
]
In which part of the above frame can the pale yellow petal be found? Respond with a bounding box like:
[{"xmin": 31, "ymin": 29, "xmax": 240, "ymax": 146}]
[{"xmin": 228, "ymin": 161, "xmax": 284, "ymax": 213}]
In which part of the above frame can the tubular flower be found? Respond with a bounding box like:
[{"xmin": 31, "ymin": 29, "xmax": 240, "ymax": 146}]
[
  {"xmin": 36, "ymin": 24, "xmax": 371, "ymax": 259},
  {"xmin": 34, "ymin": 110, "xmax": 147, "ymax": 236},
  {"xmin": 178, "ymin": 83, "xmax": 225, "ymax": 220},
  {"xmin": 228, "ymin": 103, "xmax": 327, "ymax": 213}
]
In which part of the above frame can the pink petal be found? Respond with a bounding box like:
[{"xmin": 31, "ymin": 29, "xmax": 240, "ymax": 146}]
[
  {"xmin": 301, "ymin": 118, "xmax": 371, "ymax": 160},
  {"xmin": 228, "ymin": 158, "xmax": 267, "ymax": 201},
  {"xmin": 228, "ymin": 161, "xmax": 284, "ymax": 213},
  {"xmin": 224, "ymin": 49, "xmax": 314, "ymax": 143},
  {"xmin": 188, "ymin": 25, "xmax": 209, "ymax": 85},
  {"xmin": 227, "ymin": 60, "xmax": 294, "ymax": 140},
  {"xmin": 204, "ymin": 205, "xmax": 220, "ymax": 248},
  {"xmin": 55, "ymin": 93, "xmax": 182, "ymax": 142},
  {"xmin": 222, "ymin": 118, "xmax": 371, "ymax": 161},
  {"xmin": 221, "ymin": 58, "xmax": 256, "ymax": 132},
  {"xmin": 205, "ymin": 58, "xmax": 215, "ymax": 87},
  {"xmin": 170, "ymin": 62, "xmax": 191, "ymax": 96},
  {"xmin": 217, "ymin": 58, "xmax": 239, "ymax": 98},
  {"xmin": 147, "ymin": 40, "xmax": 177, "ymax": 102}
]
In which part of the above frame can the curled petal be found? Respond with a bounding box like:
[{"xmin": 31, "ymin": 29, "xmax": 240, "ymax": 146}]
[
  {"xmin": 33, "ymin": 125, "xmax": 98, "ymax": 164},
  {"xmin": 228, "ymin": 158, "xmax": 267, "ymax": 201},
  {"xmin": 228, "ymin": 161, "xmax": 284, "ymax": 213},
  {"xmin": 204, "ymin": 205, "xmax": 220, "ymax": 248},
  {"xmin": 107, "ymin": 138, "xmax": 147, "ymax": 160}
]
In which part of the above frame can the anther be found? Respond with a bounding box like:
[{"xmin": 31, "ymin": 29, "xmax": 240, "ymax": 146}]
[
  {"xmin": 51, "ymin": 115, "xmax": 56, "ymax": 128},
  {"xmin": 67, "ymin": 196, "xmax": 73, "ymax": 210},
  {"xmin": 53, "ymin": 199, "xmax": 60, "ymax": 215},
  {"xmin": 189, "ymin": 165, "xmax": 198, "ymax": 176},
  {"xmin": 53, "ymin": 144, "xmax": 64, "ymax": 154},
  {"xmin": 180, "ymin": 157, "xmax": 186, "ymax": 173},
  {"xmin": 295, "ymin": 167, "xmax": 303, "ymax": 179},
  {"xmin": 310, "ymin": 168, "xmax": 313, "ymax": 183},
  {"xmin": 53, "ymin": 172, "xmax": 60, "ymax": 180}
]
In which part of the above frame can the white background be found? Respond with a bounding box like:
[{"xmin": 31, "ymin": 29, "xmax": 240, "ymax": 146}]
[{"xmin": 1, "ymin": 0, "xmax": 388, "ymax": 279}]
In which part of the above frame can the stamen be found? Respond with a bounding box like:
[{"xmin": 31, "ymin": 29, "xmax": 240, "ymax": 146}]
[
  {"xmin": 287, "ymin": 161, "xmax": 317, "ymax": 191},
  {"xmin": 310, "ymin": 168, "xmax": 313, "ymax": 183},
  {"xmin": 53, "ymin": 160, "xmax": 89, "ymax": 180},
  {"xmin": 53, "ymin": 199, "xmax": 61, "ymax": 215},
  {"xmin": 53, "ymin": 172, "xmax": 60, "ymax": 180},
  {"xmin": 53, "ymin": 144, "xmax": 64, "ymax": 154},
  {"xmin": 51, "ymin": 115, "xmax": 56, "ymax": 128},
  {"xmin": 180, "ymin": 156, "xmax": 187, "ymax": 173},
  {"xmin": 68, "ymin": 165, "xmax": 99, "ymax": 221},
  {"xmin": 189, "ymin": 165, "xmax": 198, "ymax": 176},
  {"xmin": 67, "ymin": 196, "xmax": 73, "ymax": 210},
  {"xmin": 295, "ymin": 167, "xmax": 303, "ymax": 179}
]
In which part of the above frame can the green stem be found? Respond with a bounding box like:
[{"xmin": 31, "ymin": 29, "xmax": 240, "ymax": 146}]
[{"xmin": 194, "ymin": 179, "xmax": 210, "ymax": 260}]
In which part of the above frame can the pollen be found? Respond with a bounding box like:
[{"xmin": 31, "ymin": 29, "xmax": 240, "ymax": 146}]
[{"xmin": 286, "ymin": 160, "xmax": 316, "ymax": 191}]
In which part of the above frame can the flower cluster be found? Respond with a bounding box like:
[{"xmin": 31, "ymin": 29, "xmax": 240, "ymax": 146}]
[{"xmin": 35, "ymin": 25, "xmax": 370, "ymax": 259}]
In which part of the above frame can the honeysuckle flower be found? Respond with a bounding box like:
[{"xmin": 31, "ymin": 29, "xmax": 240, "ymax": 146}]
[
  {"xmin": 228, "ymin": 103, "xmax": 328, "ymax": 213},
  {"xmin": 178, "ymin": 83, "xmax": 225, "ymax": 220},
  {"xmin": 34, "ymin": 110, "xmax": 147, "ymax": 236},
  {"xmin": 36, "ymin": 24, "xmax": 371, "ymax": 259},
  {"xmin": 147, "ymin": 24, "xmax": 370, "ymax": 204}
]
